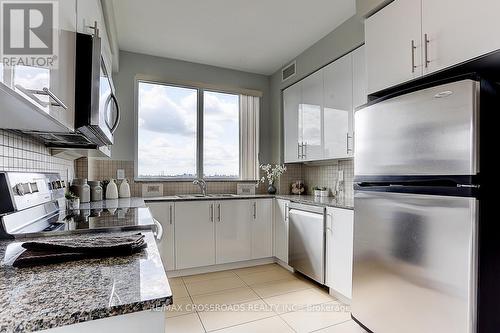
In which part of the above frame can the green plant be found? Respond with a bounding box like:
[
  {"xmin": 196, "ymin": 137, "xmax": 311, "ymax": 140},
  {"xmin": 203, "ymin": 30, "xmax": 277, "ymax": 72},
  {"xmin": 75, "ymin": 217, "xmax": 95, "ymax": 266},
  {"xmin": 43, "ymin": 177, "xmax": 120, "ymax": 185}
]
[{"xmin": 65, "ymin": 191, "xmax": 79, "ymax": 200}]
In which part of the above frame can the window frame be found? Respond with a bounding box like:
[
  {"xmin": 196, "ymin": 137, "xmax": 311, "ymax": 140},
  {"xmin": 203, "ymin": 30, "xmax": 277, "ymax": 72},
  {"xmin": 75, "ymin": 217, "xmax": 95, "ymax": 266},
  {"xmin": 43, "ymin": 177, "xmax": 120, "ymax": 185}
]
[{"xmin": 134, "ymin": 78, "xmax": 243, "ymax": 181}]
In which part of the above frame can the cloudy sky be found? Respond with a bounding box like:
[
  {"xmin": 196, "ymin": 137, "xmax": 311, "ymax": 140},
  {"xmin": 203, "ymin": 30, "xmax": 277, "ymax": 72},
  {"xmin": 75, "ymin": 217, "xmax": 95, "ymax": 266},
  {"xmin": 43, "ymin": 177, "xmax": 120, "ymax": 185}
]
[{"xmin": 137, "ymin": 82, "xmax": 239, "ymax": 178}]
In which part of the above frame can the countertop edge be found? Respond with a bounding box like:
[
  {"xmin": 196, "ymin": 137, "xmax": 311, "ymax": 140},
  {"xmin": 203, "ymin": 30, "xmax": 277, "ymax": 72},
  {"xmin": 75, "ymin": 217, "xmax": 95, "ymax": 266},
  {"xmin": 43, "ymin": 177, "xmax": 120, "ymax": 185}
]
[
  {"xmin": 143, "ymin": 194, "xmax": 353, "ymax": 210},
  {"xmin": 19, "ymin": 296, "xmax": 173, "ymax": 332}
]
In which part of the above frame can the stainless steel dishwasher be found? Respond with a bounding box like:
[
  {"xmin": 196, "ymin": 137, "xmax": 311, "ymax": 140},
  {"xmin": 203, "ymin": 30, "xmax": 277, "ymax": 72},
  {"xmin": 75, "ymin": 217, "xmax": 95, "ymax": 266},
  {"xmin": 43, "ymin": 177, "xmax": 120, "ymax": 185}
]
[{"xmin": 288, "ymin": 202, "xmax": 326, "ymax": 284}]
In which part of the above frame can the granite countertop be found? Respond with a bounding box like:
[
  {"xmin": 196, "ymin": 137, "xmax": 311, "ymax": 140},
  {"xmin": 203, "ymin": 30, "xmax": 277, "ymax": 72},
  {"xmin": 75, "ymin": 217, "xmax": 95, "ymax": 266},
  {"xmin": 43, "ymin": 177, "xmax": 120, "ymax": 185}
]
[
  {"xmin": 275, "ymin": 194, "xmax": 353, "ymax": 210},
  {"xmin": 78, "ymin": 197, "xmax": 147, "ymax": 210},
  {"xmin": 0, "ymin": 231, "xmax": 172, "ymax": 333},
  {"xmin": 143, "ymin": 193, "xmax": 352, "ymax": 210},
  {"xmin": 144, "ymin": 194, "xmax": 274, "ymax": 202}
]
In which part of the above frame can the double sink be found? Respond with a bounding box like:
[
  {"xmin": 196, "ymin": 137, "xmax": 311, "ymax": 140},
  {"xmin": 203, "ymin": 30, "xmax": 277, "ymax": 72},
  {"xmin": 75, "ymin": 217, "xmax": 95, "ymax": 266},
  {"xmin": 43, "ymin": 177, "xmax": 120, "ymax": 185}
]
[{"xmin": 173, "ymin": 193, "xmax": 238, "ymax": 199}]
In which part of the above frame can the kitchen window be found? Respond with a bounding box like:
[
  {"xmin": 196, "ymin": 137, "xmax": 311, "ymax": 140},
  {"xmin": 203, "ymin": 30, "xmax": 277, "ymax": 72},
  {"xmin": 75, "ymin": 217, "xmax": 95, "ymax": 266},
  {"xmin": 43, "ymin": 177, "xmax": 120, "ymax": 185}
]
[{"xmin": 135, "ymin": 80, "xmax": 260, "ymax": 180}]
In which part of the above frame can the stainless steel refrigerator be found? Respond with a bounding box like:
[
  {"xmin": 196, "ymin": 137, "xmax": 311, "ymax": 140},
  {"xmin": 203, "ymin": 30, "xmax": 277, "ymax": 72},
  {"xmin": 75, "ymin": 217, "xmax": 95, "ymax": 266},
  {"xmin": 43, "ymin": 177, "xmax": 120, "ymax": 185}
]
[{"xmin": 352, "ymin": 75, "xmax": 497, "ymax": 333}]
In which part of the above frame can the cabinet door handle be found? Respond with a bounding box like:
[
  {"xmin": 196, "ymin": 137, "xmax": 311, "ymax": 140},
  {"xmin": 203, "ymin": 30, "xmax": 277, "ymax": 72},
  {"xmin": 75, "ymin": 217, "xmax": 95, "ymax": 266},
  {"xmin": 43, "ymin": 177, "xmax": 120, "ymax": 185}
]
[
  {"xmin": 209, "ymin": 204, "xmax": 213, "ymax": 222},
  {"xmin": 253, "ymin": 202, "xmax": 257, "ymax": 219},
  {"xmin": 297, "ymin": 142, "xmax": 301, "ymax": 159},
  {"xmin": 169, "ymin": 205, "xmax": 173, "ymax": 225},
  {"xmin": 302, "ymin": 142, "xmax": 307, "ymax": 158},
  {"xmin": 424, "ymin": 34, "xmax": 430, "ymax": 68},
  {"xmin": 411, "ymin": 40, "xmax": 417, "ymax": 73},
  {"xmin": 153, "ymin": 218, "xmax": 163, "ymax": 240},
  {"xmin": 43, "ymin": 87, "xmax": 68, "ymax": 109},
  {"xmin": 15, "ymin": 85, "xmax": 68, "ymax": 109},
  {"xmin": 87, "ymin": 21, "xmax": 100, "ymax": 37},
  {"xmin": 326, "ymin": 213, "xmax": 333, "ymax": 231},
  {"xmin": 346, "ymin": 133, "xmax": 353, "ymax": 154},
  {"xmin": 217, "ymin": 204, "xmax": 221, "ymax": 222}
]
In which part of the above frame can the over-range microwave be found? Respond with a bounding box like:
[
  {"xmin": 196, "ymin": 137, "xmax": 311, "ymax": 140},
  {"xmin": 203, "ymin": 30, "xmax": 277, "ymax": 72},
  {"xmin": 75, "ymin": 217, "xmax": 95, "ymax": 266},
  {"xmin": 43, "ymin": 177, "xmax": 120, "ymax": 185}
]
[
  {"xmin": 75, "ymin": 32, "xmax": 120, "ymax": 146},
  {"xmin": 3, "ymin": 31, "xmax": 119, "ymax": 158}
]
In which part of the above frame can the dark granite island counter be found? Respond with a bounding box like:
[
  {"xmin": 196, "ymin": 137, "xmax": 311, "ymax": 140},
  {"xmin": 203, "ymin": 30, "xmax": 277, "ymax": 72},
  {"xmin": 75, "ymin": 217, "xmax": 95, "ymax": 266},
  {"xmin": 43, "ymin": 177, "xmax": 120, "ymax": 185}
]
[{"xmin": 0, "ymin": 231, "xmax": 172, "ymax": 333}]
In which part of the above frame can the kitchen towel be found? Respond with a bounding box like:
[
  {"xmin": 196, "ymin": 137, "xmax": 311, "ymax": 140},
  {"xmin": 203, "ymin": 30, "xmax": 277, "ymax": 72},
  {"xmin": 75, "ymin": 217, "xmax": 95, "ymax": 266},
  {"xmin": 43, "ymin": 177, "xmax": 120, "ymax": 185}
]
[{"xmin": 13, "ymin": 233, "xmax": 147, "ymax": 268}]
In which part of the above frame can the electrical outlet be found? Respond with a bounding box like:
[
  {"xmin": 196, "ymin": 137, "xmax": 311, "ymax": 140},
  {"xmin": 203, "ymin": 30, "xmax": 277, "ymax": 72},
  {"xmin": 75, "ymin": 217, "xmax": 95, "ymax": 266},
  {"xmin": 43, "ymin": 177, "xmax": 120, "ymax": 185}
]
[
  {"xmin": 117, "ymin": 169, "xmax": 125, "ymax": 180},
  {"xmin": 142, "ymin": 183, "xmax": 163, "ymax": 197}
]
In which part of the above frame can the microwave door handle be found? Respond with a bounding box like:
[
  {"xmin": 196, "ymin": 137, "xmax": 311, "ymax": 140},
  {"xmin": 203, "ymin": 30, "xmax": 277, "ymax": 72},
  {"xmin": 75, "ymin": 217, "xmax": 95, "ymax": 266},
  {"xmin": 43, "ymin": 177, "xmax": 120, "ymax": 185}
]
[
  {"xmin": 104, "ymin": 94, "xmax": 114, "ymax": 131},
  {"xmin": 109, "ymin": 94, "xmax": 120, "ymax": 134}
]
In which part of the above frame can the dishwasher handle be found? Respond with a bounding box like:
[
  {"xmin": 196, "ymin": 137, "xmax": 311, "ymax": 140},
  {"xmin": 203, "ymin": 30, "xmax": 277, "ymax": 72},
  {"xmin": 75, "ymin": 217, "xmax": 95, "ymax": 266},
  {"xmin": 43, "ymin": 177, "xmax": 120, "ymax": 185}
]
[{"xmin": 288, "ymin": 202, "xmax": 325, "ymax": 215}]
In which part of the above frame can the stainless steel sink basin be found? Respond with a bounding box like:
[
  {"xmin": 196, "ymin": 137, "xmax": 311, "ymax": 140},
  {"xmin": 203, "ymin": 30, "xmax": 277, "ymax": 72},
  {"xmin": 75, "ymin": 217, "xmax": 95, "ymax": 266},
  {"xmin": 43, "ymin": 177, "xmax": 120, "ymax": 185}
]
[
  {"xmin": 174, "ymin": 193, "xmax": 239, "ymax": 199},
  {"xmin": 208, "ymin": 194, "xmax": 237, "ymax": 198},
  {"xmin": 176, "ymin": 194, "xmax": 207, "ymax": 198}
]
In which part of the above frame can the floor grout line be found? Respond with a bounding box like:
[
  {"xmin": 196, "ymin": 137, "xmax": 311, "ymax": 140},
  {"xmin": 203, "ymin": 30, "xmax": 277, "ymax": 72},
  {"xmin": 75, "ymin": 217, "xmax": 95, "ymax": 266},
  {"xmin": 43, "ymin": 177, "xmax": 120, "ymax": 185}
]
[
  {"xmin": 182, "ymin": 271, "xmax": 240, "ymax": 286},
  {"xmin": 235, "ymin": 267, "xmax": 299, "ymax": 333},
  {"xmin": 168, "ymin": 265, "xmax": 347, "ymax": 333},
  {"xmin": 195, "ymin": 310, "xmax": 209, "ymax": 333},
  {"xmin": 308, "ymin": 319, "xmax": 353, "ymax": 333},
  {"xmin": 206, "ymin": 314, "xmax": 282, "ymax": 333}
]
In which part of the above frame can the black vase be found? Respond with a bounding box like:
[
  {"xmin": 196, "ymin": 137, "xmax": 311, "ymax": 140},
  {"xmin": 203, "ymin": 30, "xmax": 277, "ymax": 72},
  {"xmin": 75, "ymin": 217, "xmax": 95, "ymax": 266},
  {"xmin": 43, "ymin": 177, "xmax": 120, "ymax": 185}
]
[{"xmin": 267, "ymin": 184, "xmax": 277, "ymax": 194}]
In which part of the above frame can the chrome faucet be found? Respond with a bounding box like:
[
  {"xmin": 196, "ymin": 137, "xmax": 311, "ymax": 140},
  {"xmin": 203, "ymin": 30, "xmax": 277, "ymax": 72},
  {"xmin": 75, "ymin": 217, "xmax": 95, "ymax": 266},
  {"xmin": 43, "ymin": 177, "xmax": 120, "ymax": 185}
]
[{"xmin": 193, "ymin": 178, "xmax": 207, "ymax": 196}]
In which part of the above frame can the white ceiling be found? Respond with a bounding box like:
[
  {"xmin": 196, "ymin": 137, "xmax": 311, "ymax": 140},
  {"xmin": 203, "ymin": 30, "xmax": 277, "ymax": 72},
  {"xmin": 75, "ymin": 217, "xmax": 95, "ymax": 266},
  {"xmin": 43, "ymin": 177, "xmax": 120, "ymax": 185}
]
[{"xmin": 111, "ymin": 0, "xmax": 356, "ymax": 75}]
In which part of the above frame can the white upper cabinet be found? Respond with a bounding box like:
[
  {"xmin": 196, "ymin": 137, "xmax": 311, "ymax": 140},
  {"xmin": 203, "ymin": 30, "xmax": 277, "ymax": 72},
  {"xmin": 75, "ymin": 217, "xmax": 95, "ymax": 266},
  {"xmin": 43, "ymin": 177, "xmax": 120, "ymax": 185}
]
[
  {"xmin": 147, "ymin": 202, "xmax": 175, "ymax": 271},
  {"xmin": 352, "ymin": 45, "xmax": 367, "ymax": 109},
  {"xmin": 421, "ymin": 0, "xmax": 500, "ymax": 75},
  {"xmin": 76, "ymin": 0, "xmax": 112, "ymax": 70},
  {"xmin": 251, "ymin": 199, "xmax": 273, "ymax": 259},
  {"xmin": 323, "ymin": 53, "xmax": 352, "ymax": 160},
  {"xmin": 300, "ymin": 70, "xmax": 324, "ymax": 161},
  {"xmin": 365, "ymin": 0, "xmax": 422, "ymax": 94},
  {"xmin": 283, "ymin": 47, "xmax": 364, "ymax": 163},
  {"xmin": 0, "ymin": 0, "xmax": 76, "ymax": 131},
  {"xmin": 366, "ymin": 0, "xmax": 500, "ymax": 94},
  {"xmin": 215, "ymin": 200, "xmax": 252, "ymax": 264},
  {"xmin": 283, "ymin": 83, "xmax": 301, "ymax": 163}
]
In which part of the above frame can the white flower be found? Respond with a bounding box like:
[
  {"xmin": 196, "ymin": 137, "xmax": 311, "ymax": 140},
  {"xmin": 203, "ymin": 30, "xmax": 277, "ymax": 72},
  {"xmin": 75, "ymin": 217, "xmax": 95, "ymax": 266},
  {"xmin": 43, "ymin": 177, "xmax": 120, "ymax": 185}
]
[{"xmin": 257, "ymin": 164, "xmax": 287, "ymax": 186}]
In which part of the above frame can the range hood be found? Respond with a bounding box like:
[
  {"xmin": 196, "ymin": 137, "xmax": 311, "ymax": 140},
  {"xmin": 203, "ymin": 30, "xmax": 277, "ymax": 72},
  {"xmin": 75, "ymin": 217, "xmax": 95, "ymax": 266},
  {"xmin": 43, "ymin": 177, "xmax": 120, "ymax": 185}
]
[{"xmin": 9, "ymin": 130, "xmax": 111, "ymax": 158}]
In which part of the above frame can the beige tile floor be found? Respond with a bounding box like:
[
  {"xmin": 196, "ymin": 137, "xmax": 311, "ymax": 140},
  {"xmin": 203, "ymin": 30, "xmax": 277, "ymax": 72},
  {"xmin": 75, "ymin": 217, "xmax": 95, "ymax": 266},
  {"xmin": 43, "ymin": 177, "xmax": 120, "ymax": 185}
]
[{"xmin": 164, "ymin": 264, "xmax": 367, "ymax": 333}]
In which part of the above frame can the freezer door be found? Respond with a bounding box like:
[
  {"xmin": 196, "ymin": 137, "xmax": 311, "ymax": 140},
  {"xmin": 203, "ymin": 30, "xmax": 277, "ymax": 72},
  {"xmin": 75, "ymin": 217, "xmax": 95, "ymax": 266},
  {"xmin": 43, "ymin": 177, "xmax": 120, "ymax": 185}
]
[
  {"xmin": 352, "ymin": 191, "xmax": 477, "ymax": 333},
  {"xmin": 355, "ymin": 79, "xmax": 479, "ymax": 176}
]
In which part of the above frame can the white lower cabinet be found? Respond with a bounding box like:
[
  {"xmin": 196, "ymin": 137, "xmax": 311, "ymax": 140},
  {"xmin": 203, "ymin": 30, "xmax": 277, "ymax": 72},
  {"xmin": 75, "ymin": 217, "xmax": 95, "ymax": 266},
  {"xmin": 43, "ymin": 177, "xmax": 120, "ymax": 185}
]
[
  {"xmin": 273, "ymin": 199, "xmax": 289, "ymax": 263},
  {"xmin": 175, "ymin": 201, "xmax": 216, "ymax": 270},
  {"xmin": 146, "ymin": 202, "xmax": 175, "ymax": 271},
  {"xmin": 251, "ymin": 199, "xmax": 273, "ymax": 259},
  {"xmin": 326, "ymin": 207, "xmax": 354, "ymax": 299},
  {"xmin": 153, "ymin": 198, "xmax": 273, "ymax": 271},
  {"xmin": 215, "ymin": 200, "xmax": 252, "ymax": 264}
]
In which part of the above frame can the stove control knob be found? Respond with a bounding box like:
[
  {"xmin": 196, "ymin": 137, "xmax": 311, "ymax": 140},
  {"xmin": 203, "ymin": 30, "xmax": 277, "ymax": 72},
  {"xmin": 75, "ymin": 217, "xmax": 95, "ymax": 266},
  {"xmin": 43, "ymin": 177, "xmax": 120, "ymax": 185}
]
[{"xmin": 14, "ymin": 183, "xmax": 25, "ymax": 196}]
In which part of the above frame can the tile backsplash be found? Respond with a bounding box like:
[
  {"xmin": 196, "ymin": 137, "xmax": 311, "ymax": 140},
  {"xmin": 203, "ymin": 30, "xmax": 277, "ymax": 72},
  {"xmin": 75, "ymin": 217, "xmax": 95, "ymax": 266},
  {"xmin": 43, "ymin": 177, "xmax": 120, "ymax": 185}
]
[
  {"xmin": 75, "ymin": 158, "xmax": 266, "ymax": 197},
  {"xmin": 0, "ymin": 130, "xmax": 74, "ymax": 181},
  {"xmin": 278, "ymin": 159, "xmax": 354, "ymax": 203}
]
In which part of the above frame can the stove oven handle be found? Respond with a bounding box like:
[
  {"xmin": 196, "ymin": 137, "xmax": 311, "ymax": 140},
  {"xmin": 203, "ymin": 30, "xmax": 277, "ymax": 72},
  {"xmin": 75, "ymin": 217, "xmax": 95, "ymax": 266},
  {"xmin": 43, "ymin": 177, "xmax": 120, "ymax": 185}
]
[{"xmin": 153, "ymin": 218, "xmax": 163, "ymax": 241}]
